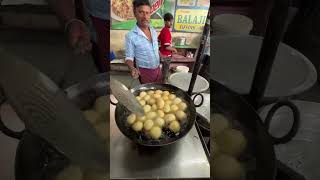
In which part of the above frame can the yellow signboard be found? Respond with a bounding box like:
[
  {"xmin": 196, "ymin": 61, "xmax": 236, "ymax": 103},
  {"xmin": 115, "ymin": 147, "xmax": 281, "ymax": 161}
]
[{"xmin": 174, "ymin": 9, "xmax": 208, "ymax": 32}]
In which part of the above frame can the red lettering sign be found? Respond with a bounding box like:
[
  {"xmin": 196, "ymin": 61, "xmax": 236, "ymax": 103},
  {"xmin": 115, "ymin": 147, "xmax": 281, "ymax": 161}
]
[{"xmin": 151, "ymin": 0, "xmax": 164, "ymax": 14}]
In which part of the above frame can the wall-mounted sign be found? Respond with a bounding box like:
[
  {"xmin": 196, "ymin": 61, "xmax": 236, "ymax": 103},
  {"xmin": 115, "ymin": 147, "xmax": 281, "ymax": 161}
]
[
  {"xmin": 174, "ymin": 9, "xmax": 208, "ymax": 32},
  {"xmin": 173, "ymin": 0, "xmax": 209, "ymax": 32}
]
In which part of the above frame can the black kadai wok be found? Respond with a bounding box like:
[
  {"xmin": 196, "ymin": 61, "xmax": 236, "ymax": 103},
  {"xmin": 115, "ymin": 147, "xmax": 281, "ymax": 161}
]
[
  {"xmin": 211, "ymin": 80, "xmax": 300, "ymax": 180},
  {"xmin": 112, "ymin": 83, "xmax": 204, "ymax": 147},
  {"xmin": 0, "ymin": 73, "xmax": 109, "ymax": 180}
]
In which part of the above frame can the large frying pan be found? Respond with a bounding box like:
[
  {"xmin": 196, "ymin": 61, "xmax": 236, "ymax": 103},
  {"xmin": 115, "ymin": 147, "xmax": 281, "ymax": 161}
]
[
  {"xmin": 0, "ymin": 73, "xmax": 109, "ymax": 180},
  {"xmin": 212, "ymin": 79, "xmax": 301, "ymax": 180},
  {"xmin": 112, "ymin": 83, "xmax": 203, "ymax": 147}
]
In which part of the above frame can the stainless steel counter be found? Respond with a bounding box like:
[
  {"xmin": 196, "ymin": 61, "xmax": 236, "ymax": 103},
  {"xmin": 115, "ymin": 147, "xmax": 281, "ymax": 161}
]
[{"xmin": 110, "ymin": 101, "xmax": 210, "ymax": 179}]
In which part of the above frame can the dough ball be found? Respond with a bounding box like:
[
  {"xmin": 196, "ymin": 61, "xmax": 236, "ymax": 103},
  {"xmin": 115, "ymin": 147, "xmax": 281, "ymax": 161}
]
[
  {"xmin": 169, "ymin": 94, "xmax": 176, "ymax": 100},
  {"xmin": 83, "ymin": 110, "xmax": 100, "ymax": 125},
  {"xmin": 94, "ymin": 122, "xmax": 107, "ymax": 140},
  {"xmin": 154, "ymin": 117, "xmax": 165, "ymax": 127},
  {"xmin": 163, "ymin": 104, "xmax": 171, "ymax": 113},
  {"xmin": 153, "ymin": 93, "xmax": 162, "ymax": 99},
  {"xmin": 170, "ymin": 104, "xmax": 179, "ymax": 112},
  {"xmin": 155, "ymin": 90, "xmax": 163, "ymax": 94},
  {"xmin": 94, "ymin": 95, "xmax": 108, "ymax": 114},
  {"xmin": 163, "ymin": 91, "xmax": 170, "ymax": 96},
  {"xmin": 157, "ymin": 99, "xmax": 165, "ymax": 109},
  {"xmin": 144, "ymin": 95, "xmax": 151, "ymax": 101},
  {"xmin": 169, "ymin": 121, "xmax": 181, "ymax": 133},
  {"xmin": 151, "ymin": 104, "xmax": 158, "ymax": 111},
  {"xmin": 150, "ymin": 126, "xmax": 162, "ymax": 140},
  {"xmin": 146, "ymin": 111, "xmax": 157, "ymax": 120},
  {"xmin": 132, "ymin": 121, "xmax": 143, "ymax": 132},
  {"xmin": 157, "ymin": 110, "xmax": 165, "ymax": 118},
  {"xmin": 143, "ymin": 119, "xmax": 154, "ymax": 131},
  {"xmin": 164, "ymin": 113, "xmax": 176, "ymax": 125},
  {"xmin": 212, "ymin": 154, "xmax": 245, "ymax": 180},
  {"xmin": 139, "ymin": 100, "xmax": 146, "ymax": 106},
  {"xmin": 175, "ymin": 110, "xmax": 187, "ymax": 121},
  {"xmin": 173, "ymin": 97, "xmax": 182, "ymax": 105},
  {"xmin": 137, "ymin": 115, "xmax": 146, "ymax": 122},
  {"xmin": 147, "ymin": 90, "xmax": 155, "ymax": 95},
  {"xmin": 178, "ymin": 102, "xmax": 187, "ymax": 111},
  {"xmin": 143, "ymin": 105, "xmax": 151, "ymax": 113},
  {"xmin": 216, "ymin": 129, "xmax": 247, "ymax": 157},
  {"xmin": 55, "ymin": 165, "xmax": 82, "ymax": 180},
  {"xmin": 127, "ymin": 113, "xmax": 136, "ymax": 125},
  {"xmin": 148, "ymin": 98, "xmax": 156, "ymax": 105},
  {"xmin": 212, "ymin": 113, "xmax": 230, "ymax": 136},
  {"xmin": 165, "ymin": 100, "xmax": 173, "ymax": 106},
  {"xmin": 136, "ymin": 96, "xmax": 141, "ymax": 101},
  {"xmin": 162, "ymin": 95, "xmax": 169, "ymax": 101},
  {"xmin": 139, "ymin": 91, "xmax": 147, "ymax": 98}
]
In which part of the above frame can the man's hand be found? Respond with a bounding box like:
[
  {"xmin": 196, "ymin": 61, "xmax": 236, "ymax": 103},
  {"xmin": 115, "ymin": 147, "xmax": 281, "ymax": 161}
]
[
  {"xmin": 172, "ymin": 48, "xmax": 178, "ymax": 54},
  {"xmin": 67, "ymin": 20, "xmax": 92, "ymax": 54},
  {"xmin": 165, "ymin": 46, "xmax": 178, "ymax": 54},
  {"xmin": 130, "ymin": 67, "xmax": 140, "ymax": 79}
]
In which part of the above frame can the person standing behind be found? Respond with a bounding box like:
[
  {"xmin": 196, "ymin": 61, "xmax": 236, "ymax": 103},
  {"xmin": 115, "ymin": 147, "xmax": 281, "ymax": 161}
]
[
  {"xmin": 125, "ymin": 0, "xmax": 163, "ymax": 84},
  {"xmin": 158, "ymin": 13, "xmax": 177, "ymax": 57},
  {"xmin": 158, "ymin": 13, "xmax": 177, "ymax": 82}
]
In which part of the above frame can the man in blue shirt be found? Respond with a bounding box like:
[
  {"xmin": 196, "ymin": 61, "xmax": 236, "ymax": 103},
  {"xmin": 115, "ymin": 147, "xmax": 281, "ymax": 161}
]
[
  {"xmin": 125, "ymin": 0, "xmax": 163, "ymax": 84},
  {"xmin": 47, "ymin": 0, "xmax": 109, "ymax": 72}
]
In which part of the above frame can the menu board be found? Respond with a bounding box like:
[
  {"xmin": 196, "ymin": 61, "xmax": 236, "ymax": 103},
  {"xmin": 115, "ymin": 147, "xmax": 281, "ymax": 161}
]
[
  {"xmin": 111, "ymin": 0, "xmax": 209, "ymax": 33},
  {"xmin": 173, "ymin": 0, "xmax": 210, "ymax": 32}
]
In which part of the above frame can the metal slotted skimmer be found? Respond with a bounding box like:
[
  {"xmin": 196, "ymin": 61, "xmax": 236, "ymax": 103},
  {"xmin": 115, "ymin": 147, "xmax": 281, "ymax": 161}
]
[
  {"xmin": 0, "ymin": 47, "xmax": 107, "ymax": 173},
  {"xmin": 110, "ymin": 79, "xmax": 144, "ymax": 116}
]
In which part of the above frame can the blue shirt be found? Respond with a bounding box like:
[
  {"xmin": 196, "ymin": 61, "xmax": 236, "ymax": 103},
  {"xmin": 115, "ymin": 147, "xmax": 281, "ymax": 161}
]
[
  {"xmin": 125, "ymin": 25, "xmax": 160, "ymax": 69},
  {"xmin": 85, "ymin": 0, "xmax": 109, "ymax": 20}
]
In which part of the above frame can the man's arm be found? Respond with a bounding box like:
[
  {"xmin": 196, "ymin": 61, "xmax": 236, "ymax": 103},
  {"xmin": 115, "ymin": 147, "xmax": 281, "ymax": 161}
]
[
  {"xmin": 165, "ymin": 46, "xmax": 177, "ymax": 53},
  {"xmin": 125, "ymin": 60, "xmax": 135, "ymax": 70},
  {"xmin": 46, "ymin": 0, "xmax": 91, "ymax": 54},
  {"xmin": 125, "ymin": 34, "xmax": 140, "ymax": 79}
]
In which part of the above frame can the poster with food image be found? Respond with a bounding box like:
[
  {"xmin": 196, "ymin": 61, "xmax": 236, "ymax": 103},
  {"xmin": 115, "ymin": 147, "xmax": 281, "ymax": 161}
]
[
  {"xmin": 111, "ymin": 0, "xmax": 176, "ymax": 30},
  {"xmin": 111, "ymin": 0, "xmax": 135, "ymax": 21}
]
